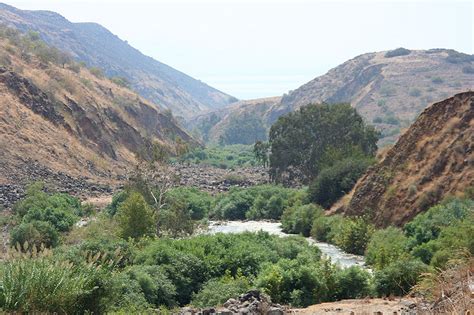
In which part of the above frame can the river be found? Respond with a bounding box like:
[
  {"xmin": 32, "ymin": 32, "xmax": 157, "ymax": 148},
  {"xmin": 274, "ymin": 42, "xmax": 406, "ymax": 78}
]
[{"xmin": 207, "ymin": 221, "xmax": 367, "ymax": 269}]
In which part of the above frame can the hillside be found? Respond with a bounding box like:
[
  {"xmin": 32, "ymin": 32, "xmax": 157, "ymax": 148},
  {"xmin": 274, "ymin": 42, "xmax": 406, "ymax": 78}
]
[
  {"xmin": 0, "ymin": 3, "xmax": 237, "ymax": 119},
  {"xmin": 0, "ymin": 26, "xmax": 197, "ymax": 203},
  {"xmin": 196, "ymin": 48, "xmax": 474, "ymax": 146},
  {"xmin": 336, "ymin": 92, "xmax": 473, "ymax": 226},
  {"xmin": 188, "ymin": 96, "xmax": 281, "ymax": 144}
]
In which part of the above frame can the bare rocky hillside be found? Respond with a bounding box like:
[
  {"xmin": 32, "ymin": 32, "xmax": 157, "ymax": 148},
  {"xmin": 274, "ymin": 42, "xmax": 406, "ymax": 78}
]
[
  {"xmin": 335, "ymin": 92, "xmax": 473, "ymax": 226},
  {"xmin": 0, "ymin": 29, "xmax": 197, "ymax": 206},
  {"xmin": 0, "ymin": 3, "xmax": 237, "ymax": 119}
]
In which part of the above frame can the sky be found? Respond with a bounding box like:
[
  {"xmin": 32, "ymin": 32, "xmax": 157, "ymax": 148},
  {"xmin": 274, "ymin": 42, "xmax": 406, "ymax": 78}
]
[{"xmin": 5, "ymin": 0, "xmax": 474, "ymax": 99}]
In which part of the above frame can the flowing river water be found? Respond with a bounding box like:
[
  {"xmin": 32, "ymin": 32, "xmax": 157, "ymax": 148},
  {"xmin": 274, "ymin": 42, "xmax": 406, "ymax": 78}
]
[{"xmin": 207, "ymin": 221, "xmax": 367, "ymax": 269}]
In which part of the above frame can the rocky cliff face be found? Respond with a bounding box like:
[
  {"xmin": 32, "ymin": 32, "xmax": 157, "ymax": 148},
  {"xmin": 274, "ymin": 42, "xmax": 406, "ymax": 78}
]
[
  {"xmin": 0, "ymin": 31, "xmax": 197, "ymax": 198},
  {"xmin": 337, "ymin": 92, "xmax": 474, "ymax": 227},
  {"xmin": 0, "ymin": 3, "xmax": 237, "ymax": 119}
]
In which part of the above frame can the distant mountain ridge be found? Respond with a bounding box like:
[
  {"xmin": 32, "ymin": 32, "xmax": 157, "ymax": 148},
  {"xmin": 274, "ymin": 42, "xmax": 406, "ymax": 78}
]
[
  {"xmin": 0, "ymin": 3, "xmax": 237, "ymax": 118},
  {"xmin": 193, "ymin": 48, "xmax": 474, "ymax": 146}
]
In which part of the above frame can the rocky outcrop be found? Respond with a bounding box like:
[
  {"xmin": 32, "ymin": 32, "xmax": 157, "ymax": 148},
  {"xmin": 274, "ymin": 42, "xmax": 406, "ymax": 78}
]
[
  {"xmin": 337, "ymin": 92, "xmax": 474, "ymax": 227},
  {"xmin": 180, "ymin": 290, "xmax": 286, "ymax": 315}
]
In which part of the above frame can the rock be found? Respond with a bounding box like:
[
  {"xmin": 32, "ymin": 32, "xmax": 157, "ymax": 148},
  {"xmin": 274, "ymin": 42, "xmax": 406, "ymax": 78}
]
[{"xmin": 266, "ymin": 307, "xmax": 284, "ymax": 315}]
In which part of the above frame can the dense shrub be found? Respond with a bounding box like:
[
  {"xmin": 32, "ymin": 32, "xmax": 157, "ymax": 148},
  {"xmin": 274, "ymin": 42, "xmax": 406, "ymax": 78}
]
[
  {"xmin": 212, "ymin": 185, "xmax": 303, "ymax": 220},
  {"xmin": 373, "ymin": 259, "xmax": 428, "ymax": 296},
  {"xmin": 191, "ymin": 272, "xmax": 251, "ymax": 307},
  {"xmin": 106, "ymin": 190, "xmax": 129, "ymax": 216},
  {"xmin": 308, "ymin": 158, "xmax": 373, "ymax": 208},
  {"xmin": 365, "ymin": 227, "xmax": 409, "ymax": 269},
  {"xmin": 334, "ymin": 217, "xmax": 375, "ymax": 255},
  {"xmin": 384, "ymin": 48, "xmax": 411, "ymax": 58},
  {"xmin": 335, "ymin": 266, "xmax": 372, "ymax": 299},
  {"xmin": 310, "ymin": 215, "xmax": 345, "ymax": 243},
  {"xmin": 281, "ymin": 204, "xmax": 323, "ymax": 236},
  {"xmin": 117, "ymin": 192, "xmax": 155, "ymax": 239},
  {"xmin": 124, "ymin": 265, "xmax": 177, "ymax": 307},
  {"xmin": 404, "ymin": 198, "xmax": 473, "ymax": 247},
  {"xmin": 10, "ymin": 220, "xmax": 58, "ymax": 250},
  {"xmin": 156, "ymin": 199, "xmax": 195, "ymax": 237}
]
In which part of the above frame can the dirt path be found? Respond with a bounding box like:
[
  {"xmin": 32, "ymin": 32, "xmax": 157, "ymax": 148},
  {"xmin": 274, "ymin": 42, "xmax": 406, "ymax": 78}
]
[{"xmin": 292, "ymin": 298, "xmax": 417, "ymax": 315}]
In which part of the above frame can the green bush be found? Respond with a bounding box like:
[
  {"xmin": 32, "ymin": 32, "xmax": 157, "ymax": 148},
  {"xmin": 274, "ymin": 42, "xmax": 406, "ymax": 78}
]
[
  {"xmin": 334, "ymin": 217, "xmax": 374, "ymax": 255},
  {"xmin": 308, "ymin": 158, "xmax": 373, "ymax": 208},
  {"xmin": 157, "ymin": 199, "xmax": 195, "ymax": 237},
  {"xmin": 373, "ymin": 259, "xmax": 428, "ymax": 296},
  {"xmin": 310, "ymin": 215, "xmax": 345, "ymax": 243},
  {"xmin": 10, "ymin": 221, "xmax": 58, "ymax": 251},
  {"xmin": 335, "ymin": 266, "xmax": 371, "ymax": 299},
  {"xmin": 165, "ymin": 187, "xmax": 212, "ymax": 220},
  {"xmin": 117, "ymin": 192, "xmax": 155, "ymax": 240},
  {"xmin": 191, "ymin": 272, "xmax": 250, "ymax": 307},
  {"xmin": 365, "ymin": 227, "xmax": 409, "ymax": 269},
  {"xmin": 211, "ymin": 185, "xmax": 304, "ymax": 221},
  {"xmin": 106, "ymin": 190, "xmax": 129, "ymax": 216},
  {"xmin": 124, "ymin": 265, "xmax": 176, "ymax": 307},
  {"xmin": 281, "ymin": 204, "xmax": 323, "ymax": 236},
  {"xmin": 404, "ymin": 198, "xmax": 473, "ymax": 247}
]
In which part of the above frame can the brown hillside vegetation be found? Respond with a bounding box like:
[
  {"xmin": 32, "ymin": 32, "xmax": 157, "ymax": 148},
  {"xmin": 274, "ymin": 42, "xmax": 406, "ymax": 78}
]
[
  {"xmin": 0, "ymin": 28, "xmax": 196, "ymax": 188},
  {"xmin": 336, "ymin": 92, "xmax": 474, "ymax": 226}
]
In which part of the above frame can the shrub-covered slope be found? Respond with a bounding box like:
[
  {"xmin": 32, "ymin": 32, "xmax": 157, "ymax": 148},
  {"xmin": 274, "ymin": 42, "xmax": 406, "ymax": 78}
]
[{"xmin": 337, "ymin": 92, "xmax": 474, "ymax": 226}]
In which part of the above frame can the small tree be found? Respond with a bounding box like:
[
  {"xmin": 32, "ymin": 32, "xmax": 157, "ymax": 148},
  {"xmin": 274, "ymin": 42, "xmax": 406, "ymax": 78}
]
[
  {"xmin": 253, "ymin": 141, "xmax": 270, "ymax": 167},
  {"xmin": 117, "ymin": 192, "xmax": 154, "ymax": 240}
]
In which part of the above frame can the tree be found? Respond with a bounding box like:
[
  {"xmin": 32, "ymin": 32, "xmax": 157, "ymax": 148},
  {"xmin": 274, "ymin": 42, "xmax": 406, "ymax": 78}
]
[
  {"xmin": 253, "ymin": 141, "xmax": 270, "ymax": 167},
  {"xmin": 268, "ymin": 103, "xmax": 378, "ymax": 184},
  {"xmin": 117, "ymin": 192, "xmax": 155, "ymax": 240}
]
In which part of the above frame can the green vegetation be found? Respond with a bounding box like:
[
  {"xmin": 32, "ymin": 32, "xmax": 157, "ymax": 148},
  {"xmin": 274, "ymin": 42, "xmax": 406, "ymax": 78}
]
[
  {"xmin": 308, "ymin": 158, "xmax": 374, "ymax": 208},
  {"xmin": 211, "ymin": 185, "xmax": 304, "ymax": 221},
  {"xmin": 177, "ymin": 145, "xmax": 257, "ymax": 169},
  {"xmin": 10, "ymin": 183, "xmax": 84, "ymax": 250},
  {"xmin": 117, "ymin": 192, "xmax": 155, "ymax": 239},
  {"xmin": 218, "ymin": 114, "xmax": 267, "ymax": 145},
  {"xmin": 269, "ymin": 103, "xmax": 378, "ymax": 184},
  {"xmin": 384, "ymin": 47, "xmax": 411, "ymax": 58}
]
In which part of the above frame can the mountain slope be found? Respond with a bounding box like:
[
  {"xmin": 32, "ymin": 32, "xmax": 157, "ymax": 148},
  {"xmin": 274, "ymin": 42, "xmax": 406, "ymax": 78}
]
[
  {"xmin": 188, "ymin": 96, "xmax": 281, "ymax": 144},
  {"xmin": 335, "ymin": 92, "xmax": 473, "ymax": 227},
  {"xmin": 198, "ymin": 49, "xmax": 473, "ymax": 145},
  {"xmin": 0, "ymin": 26, "xmax": 197, "ymax": 191},
  {"xmin": 0, "ymin": 3, "xmax": 237, "ymax": 119}
]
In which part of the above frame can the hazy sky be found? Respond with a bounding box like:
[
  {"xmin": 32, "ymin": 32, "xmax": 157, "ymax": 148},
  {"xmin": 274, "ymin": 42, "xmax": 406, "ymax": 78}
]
[{"xmin": 5, "ymin": 0, "xmax": 473, "ymax": 99}]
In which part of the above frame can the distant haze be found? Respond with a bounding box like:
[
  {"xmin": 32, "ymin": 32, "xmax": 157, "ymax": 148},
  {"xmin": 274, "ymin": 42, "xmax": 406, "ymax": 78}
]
[{"xmin": 6, "ymin": 0, "xmax": 473, "ymax": 99}]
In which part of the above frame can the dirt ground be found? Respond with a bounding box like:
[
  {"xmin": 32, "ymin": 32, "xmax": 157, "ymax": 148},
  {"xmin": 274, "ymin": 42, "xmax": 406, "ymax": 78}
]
[{"xmin": 291, "ymin": 298, "xmax": 418, "ymax": 315}]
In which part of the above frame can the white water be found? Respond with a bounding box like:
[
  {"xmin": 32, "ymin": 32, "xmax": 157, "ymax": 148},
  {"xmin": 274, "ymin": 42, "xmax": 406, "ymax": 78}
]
[{"xmin": 207, "ymin": 220, "xmax": 367, "ymax": 269}]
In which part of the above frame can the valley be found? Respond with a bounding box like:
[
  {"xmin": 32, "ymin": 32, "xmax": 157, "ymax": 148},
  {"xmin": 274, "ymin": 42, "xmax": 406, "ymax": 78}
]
[{"xmin": 0, "ymin": 2, "xmax": 472, "ymax": 314}]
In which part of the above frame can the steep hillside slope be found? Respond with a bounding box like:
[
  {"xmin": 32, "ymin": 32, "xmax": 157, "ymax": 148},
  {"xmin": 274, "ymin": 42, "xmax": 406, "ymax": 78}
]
[
  {"xmin": 188, "ymin": 97, "xmax": 281, "ymax": 144},
  {"xmin": 0, "ymin": 3, "xmax": 237, "ymax": 119},
  {"xmin": 0, "ymin": 27, "xmax": 196, "ymax": 194},
  {"xmin": 280, "ymin": 49, "xmax": 474, "ymax": 145},
  {"xmin": 200, "ymin": 49, "xmax": 473, "ymax": 145},
  {"xmin": 336, "ymin": 92, "xmax": 473, "ymax": 227}
]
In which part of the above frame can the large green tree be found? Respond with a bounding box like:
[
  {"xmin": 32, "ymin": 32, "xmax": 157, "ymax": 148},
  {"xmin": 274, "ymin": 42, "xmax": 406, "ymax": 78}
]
[{"xmin": 268, "ymin": 103, "xmax": 378, "ymax": 184}]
